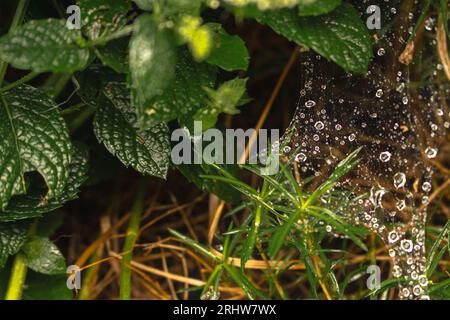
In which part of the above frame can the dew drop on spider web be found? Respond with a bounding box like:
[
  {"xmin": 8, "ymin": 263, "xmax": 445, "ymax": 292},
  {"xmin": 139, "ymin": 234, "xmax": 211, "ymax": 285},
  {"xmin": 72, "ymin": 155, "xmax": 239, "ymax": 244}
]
[{"xmin": 277, "ymin": 0, "xmax": 448, "ymax": 300}]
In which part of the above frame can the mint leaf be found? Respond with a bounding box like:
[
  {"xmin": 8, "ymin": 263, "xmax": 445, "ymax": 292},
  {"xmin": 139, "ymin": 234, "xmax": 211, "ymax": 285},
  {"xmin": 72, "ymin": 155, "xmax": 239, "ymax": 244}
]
[
  {"xmin": 21, "ymin": 236, "xmax": 66, "ymax": 275},
  {"xmin": 0, "ymin": 86, "xmax": 72, "ymax": 211},
  {"xmin": 0, "ymin": 143, "xmax": 89, "ymax": 222},
  {"xmin": 138, "ymin": 49, "xmax": 217, "ymax": 129},
  {"xmin": 0, "ymin": 19, "xmax": 89, "ymax": 73},
  {"xmin": 95, "ymin": 38, "xmax": 129, "ymax": 73},
  {"xmin": 0, "ymin": 221, "xmax": 29, "ymax": 268},
  {"xmin": 298, "ymin": 0, "xmax": 342, "ymax": 16},
  {"xmin": 257, "ymin": 3, "xmax": 372, "ymax": 74},
  {"xmin": 188, "ymin": 78, "xmax": 249, "ymax": 130},
  {"xmin": 94, "ymin": 81, "xmax": 171, "ymax": 178},
  {"xmin": 130, "ymin": 15, "xmax": 176, "ymax": 103},
  {"xmin": 23, "ymin": 272, "xmax": 72, "ymax": 300},
  {"xmin": 78, "ymin": 0, "xmax": 131, "ymax": 40},
  {"xmin": 206, "ymin": 24, "xmax": 250, "ymax": 71}
]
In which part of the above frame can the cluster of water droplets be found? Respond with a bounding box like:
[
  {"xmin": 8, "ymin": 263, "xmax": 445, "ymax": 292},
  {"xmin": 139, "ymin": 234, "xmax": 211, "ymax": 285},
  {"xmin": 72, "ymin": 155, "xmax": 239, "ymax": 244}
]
[{"xmin": 278, "ymin": 1, "xmax": 448, "ymax": 299}]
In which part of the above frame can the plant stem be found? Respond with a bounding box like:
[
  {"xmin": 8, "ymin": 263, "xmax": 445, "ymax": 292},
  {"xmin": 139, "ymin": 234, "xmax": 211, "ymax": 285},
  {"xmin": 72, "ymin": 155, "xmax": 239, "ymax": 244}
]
[
  {"xmin": 0, "ymin": 72, "xmax": 39, "ymax": 94},
  {"xmin": 67, "ymin": 105, "xmax": 96, "ymax": 133},
  {"xmin": 0, "ymin": 0, "xmax": 30, "ymax": 87},
  {"xmin": 5, "ymin": 254, "xmax": 27, "ymax": 300},
  {"xmin": 85, "ymin": 25, "xmax": 134, "ymax": 48},
  {"xmin": 119, "ymin": 178, "xmax": 148, "ymax": 300}
]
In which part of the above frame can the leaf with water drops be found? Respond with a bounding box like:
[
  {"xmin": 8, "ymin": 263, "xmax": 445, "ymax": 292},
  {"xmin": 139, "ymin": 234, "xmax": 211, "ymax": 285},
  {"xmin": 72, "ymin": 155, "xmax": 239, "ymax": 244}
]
[
  {"xmin": 21, "ymin": 236, "xmax": 66, "ymax": 275},
  {"xmin": 130, "ymin": 15, "xmax": 176, "ymax": 105},
  {"xmin": 0, "ymin": 143, "xmax": 89, "ymax": 222},
  {"xmin": 0, "ymin": 221, "xmax": 29, "ymax": 268},
  {"xmin": 0, "ymin": 86, "xmax": 72, "ymax": 211},
  {"xmin": 257, "ymin": 3, "xmax": 372, "ymax": 74},
  {"xmin": 298, "ymin": 0, "xmax": 342, "ymax": 16},
  {"xmin": 77, "ymin": 0, "xmax": 131, "ymax": 40},
  {"xmin": 0, "ymin": 19, "xmax": 90, "ymax": 73},
  {"xmin": 93, "ymin": 81, "xmax": 171, "ymax": 178}
]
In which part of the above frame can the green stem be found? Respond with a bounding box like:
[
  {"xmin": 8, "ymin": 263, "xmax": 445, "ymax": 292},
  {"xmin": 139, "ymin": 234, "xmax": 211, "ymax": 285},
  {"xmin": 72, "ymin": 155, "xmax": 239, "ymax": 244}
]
[
  {"xmin": 119, "ymin": 178, "xmax": 148, "ymax": 300},
  {"xmin": 67, "ymin": 105, "xmax": 96, "ymax": 133},
  {"xmin": 43, "ymin": 73, "xmax": 72, "ymax": 98},
  {"xmin": 0, "ymin": 72, "xmax": 39, "ymax": 94},
  {"xmin": 85, "ymin": 25, "xmax": 134, "ymax": 48},
  {"xmin": 0, "ymin": 0, "xmax": 30, "ymax": 87},
  {"xmin": 61, "ymin": 102, "xmax": 87, "ymax": 116},
  {"xmin": 5, "ymin": 254, "xmax": 27, "ymax": 300}
]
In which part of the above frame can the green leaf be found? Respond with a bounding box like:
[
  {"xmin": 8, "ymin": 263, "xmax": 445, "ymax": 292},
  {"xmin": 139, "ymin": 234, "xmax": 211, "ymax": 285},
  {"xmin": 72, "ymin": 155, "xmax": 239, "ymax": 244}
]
[
  {"xmin": 133, "ymin": 0, "xmax": 202, "ymax": 15},
  {"xmin": 427, "ymin": 221, "xmax": 450, "ymax": 277},
  {"xmin": 0, "ymin": 143, "xmax": 88, "ymax": 222},
  {"xmin": 0, "ymin": 86, "xmax": 72, "ymax": 211},
  {"xmin": 177, "ymin": 163, "xmax": 241, "ymax": 204},
  {"xmin": 268, "ymin": 208, "xmax": 302, "ymax": 258},
  {"xmin": 241, "ymin": 205, "xmax": 262, "ymax": 270},
  {"xmin": 21, "ymin": 236, "xmax": 66, "ymax": 275},
  {"xmin": 223, "ymin": 264, "xmax": 266, "ymax": 299},
  {"xmin": 439, "ymin": 0, "xmax": 449, "ymax": 38},
  {"xmin": 0, "ymin": 221, "xmax": 29, "ymax": 268},
  {"xmin": 133, "ymin": 0, "xmax": 153, "ymax": 11},
  {"xmin": 130, "ymin": 15, "xmax": 176, "ymax": 104},
  {"xmin": 298, "ymin": 0, "xmax": 342, "ymax": 16},
  {"xmin": 94, "ymin": 81, "xmax": 171, "ymax": 178},
  {"xmin": 168, "ymin": 229, "xmax": 219, "ymax": 261},
  {"xmin": 206, "ymin": 24, "xmax": 250, "ymax": 71},
  {"xmin": 23, "ymin": 272, "xmax": 72, "ymax": 300},
  {"xmin": 77, "ymin": 0, "xmax": 131, "ymax": 40},
  {"xmin": 138, "ymin": 48, "xmax": 217, "ymax": 129},
  {"xmin": 304, "ymin": 147, "xmax": 362, "ymax": 208},
  {"xmin": 95, "ymin": 38, "xmax": 129, "ymax": 73},
  {"xmin": 189, "ymin": 78, "xmax": 249, "ymax": 130},
  {"xmin": 257, "ymin": 3, "xmax": 372, "ymax": 74},
  {"xmin": 0, "ymin": 19, "xmax": 90, "ymax": 73}
]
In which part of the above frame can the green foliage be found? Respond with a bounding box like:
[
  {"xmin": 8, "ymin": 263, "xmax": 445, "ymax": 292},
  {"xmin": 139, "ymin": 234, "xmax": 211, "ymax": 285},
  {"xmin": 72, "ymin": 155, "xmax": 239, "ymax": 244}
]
[
  {"xmin": 0, "ymin": 222, "xmax": 29, "ymax": 268},
  {"xmin": 130, "ymin": 15, "xmax": 176, "ymax": 105},
  {"xmin": 1, "ymin": 0, "xmax": 445, "ymax": 301},
  {"xmin": 0, "ymin": 86, "xmax": 72, "ymax": 211},
  {"xmin": 93, "ymin": 81, "xmax": 171, "ymax": 178},
  {"xmin": 138, "ymin": 48, "xmax": 217, "ymax": 129},
  {"xmin": 257, "ymin": 3, "xmax": 372, "ymax": 74},
  {"xmin": 78, "ymin": 0, "xmax": 131, "ymax": 40},
  {"xmin": 298, "ymin": 0, "xmax": 342, "ymax": 16},
  {"xmin": 206, "ymin": 24, "xmax": 250, "ymax": 71},
  {"xmin": 0, "ymin": 19, "xmax": 90, "ymax": 73},
  {"xmin": 21, "ymin": 236, "xmax": 66, "ymax": 275}
]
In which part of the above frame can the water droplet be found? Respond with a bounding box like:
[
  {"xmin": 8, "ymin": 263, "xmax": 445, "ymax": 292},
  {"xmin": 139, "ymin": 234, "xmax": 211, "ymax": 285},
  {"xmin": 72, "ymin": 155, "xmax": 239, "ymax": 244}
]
[
  {"xmin": 379, "ymin": 151, "xmax": 392, "ymax": 162},
  {"xmin": 388, "ymin": 231, "xmax": 399, "ymax": 243},
  {"xmin": 305, "ymin": 100, "xmax": 316, "ymax": 108},
  {"xmin": 314, "ymin": 121, "xmax": 324, "ymax": 130},
  {"xmin": 425, "ymin": 147, "xmax": 437, "ymax": 159},
  {"xmin": 421, "ymin": 182, "xmax": 431, "ymax": 192},
  {"xmin": 393, "ymin": 172, "xmax": 406, "ymax": 188},
  {"xmin": 396, "ymin": 200, "xmax": 406, "ymax": 211},
  {"xmin": 295, "ymin": 153, "xmax": 307, "ymax": 162},
  {"xmin": 400, "ymin": 239, "xmax": 413, "ymax": 252}
]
